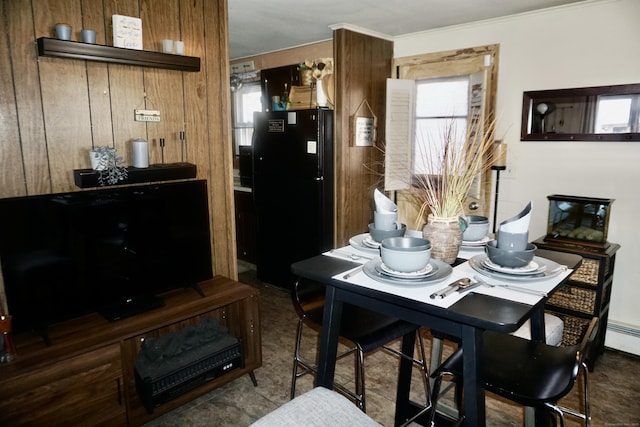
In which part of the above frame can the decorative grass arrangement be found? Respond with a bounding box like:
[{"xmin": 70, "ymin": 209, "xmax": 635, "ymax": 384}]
[{"xmin": 410, "ymin": 117, "xmax": 500, "ymax": 224}]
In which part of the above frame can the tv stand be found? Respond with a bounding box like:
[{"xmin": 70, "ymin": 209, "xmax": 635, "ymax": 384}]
[
  {"xmin": 0, "ymin": 276, "xmax": 261, "ymax": 426},
  {"xmin": 187, "ymin": 281, "xmax": 206, "ymax": 298},
  {"xmin": 99, "ymin": 294, "xmax": 165, "ymax": 321}
]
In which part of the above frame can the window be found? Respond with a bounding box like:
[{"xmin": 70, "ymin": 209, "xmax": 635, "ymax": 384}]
[
  {"xmin": 232, "ymin": 82, "xmax": 262, "ymax": 155},
  {"xmin": 414, "ymin": 76, "xmax": 469, "ymax": 174}
]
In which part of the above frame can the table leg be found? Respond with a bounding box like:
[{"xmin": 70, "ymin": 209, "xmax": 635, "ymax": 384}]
[
  {"xmin": 461, "ymin": 325, "xmax": 485, "ymax": 426},
  {"xmin": 316, "ymin": 286, "xmax": 343, "ymax": 389}
]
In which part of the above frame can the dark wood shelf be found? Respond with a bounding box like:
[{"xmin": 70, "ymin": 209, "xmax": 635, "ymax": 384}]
[
  {"xmin": 74, "ymin": 162, "xmax": 197, "ymax": 188},
  {"xmin": 37, "ymin": 37, "xmax": 200, "ymax": 72}
]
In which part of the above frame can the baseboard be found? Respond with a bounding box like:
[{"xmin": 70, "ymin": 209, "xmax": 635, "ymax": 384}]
[{"xmin": 605, "ymin": 322, "xmax": 640, "ymax": 356}]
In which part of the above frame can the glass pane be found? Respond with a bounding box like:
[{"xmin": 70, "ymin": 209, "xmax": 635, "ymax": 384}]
[
  {"xmin": 416, "ymin": 78, "xmax": 468, "ymax": 117},
  {"xmin": 595, "ymin": 95, "xmax": 632, "ymax": 133},
  {"xmin": 414, "ymin": 118, "xmax": 467, "ymax": 174}
]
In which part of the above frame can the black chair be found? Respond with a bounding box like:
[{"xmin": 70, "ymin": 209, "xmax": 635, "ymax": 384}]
[
  {"xmin": 290, "ymin": 277, "xmax": 431, "ymax": 418},
  {"xmin": 429, "ymin": 317, "xmax": 598, "ymax": 426}
]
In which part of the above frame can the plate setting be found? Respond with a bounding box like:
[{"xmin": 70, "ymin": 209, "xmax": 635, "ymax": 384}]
[
  {"xmin": 363, "ymin": 259, "xmax": 452, "ymax": 286},
  {"xmin": 469, "ymin": 254, "xmax": 564, "ymax": 282},
  {"xmin": 461, "ymin": 235, "xmax": 493, "ymax": 248},
  {"xmin": 349, "ymin": 233, "xmax": 381, "ymax": 253}
]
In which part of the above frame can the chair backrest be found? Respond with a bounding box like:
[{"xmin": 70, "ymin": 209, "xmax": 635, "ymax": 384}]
[
  {"xmin": 576, "ymin": 316, "xmax": 599, "ymax": 371},
  {"xmin": 291, "ymin": 278, "xmax": 326, "ymax": 322}
]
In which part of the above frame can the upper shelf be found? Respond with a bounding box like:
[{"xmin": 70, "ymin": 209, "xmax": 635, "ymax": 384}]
[{"xmin": 36, "ymin": 37, "xmax": 201, "ymax": 72}]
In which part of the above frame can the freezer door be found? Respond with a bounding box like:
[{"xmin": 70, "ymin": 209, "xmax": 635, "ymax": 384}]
[{"xmin": 252, "ymin": 109, "xmax": 329, "ymax": 179}]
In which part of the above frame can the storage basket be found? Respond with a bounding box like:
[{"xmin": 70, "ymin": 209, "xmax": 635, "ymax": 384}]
[
  {"xmin": 570, "ymin": 258, "xmax": 601, "ymax": 286},
  {"xmin": 548, "ymin": 284, "xmax": 596, "ymax": 314},
  {"xmin": 548, "ymin": 311, "xmax": 592, "ymax": 346}
]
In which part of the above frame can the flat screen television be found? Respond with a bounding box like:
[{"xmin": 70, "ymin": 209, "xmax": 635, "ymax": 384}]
[{"xmin": 0, "ymin": 180, "xmax": 213, "ymax": 339}]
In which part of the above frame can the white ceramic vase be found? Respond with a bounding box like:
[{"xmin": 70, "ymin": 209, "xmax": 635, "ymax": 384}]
[{"xmin": 316, "ymin": 79, "xmax": 328, "ymax": 107}]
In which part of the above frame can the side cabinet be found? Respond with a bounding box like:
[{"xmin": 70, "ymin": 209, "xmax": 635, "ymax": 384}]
[
  {"xmin": 0, "ymin": 344, "xmax": 124, "ymax": 426},
  {"xmin": 0, "ymin": 277, "xmax": 261, "ymax": 426},
  {"xmin": 534, "ymin": 237, "xmax": 620, "ymax": 369}
]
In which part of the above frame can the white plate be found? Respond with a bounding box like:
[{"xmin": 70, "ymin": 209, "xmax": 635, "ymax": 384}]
[
  {"xmin": 378, "ymin": 262, "xmax": 435, "ymax": 279},
  {"xmin": 363, "ymin": 235, "xmax": 381, "ymax": 249},
  {"xmin": 461, "ymin": 235, "xmax": 493, "ymax": 247},
  {"xmin": 363, "ymin": 259, "xmax": 452, "ymax": 286},
  {"xmin": 469, "ymin": 255, "xmax": 564, "ymax": 282},
  {"xmin": 349, "ymin": 233, "xmax": 381, "ymax": 254},
  {"xmin": 482, "ymin": 259, "xmax": 546, "ymax": 275}
]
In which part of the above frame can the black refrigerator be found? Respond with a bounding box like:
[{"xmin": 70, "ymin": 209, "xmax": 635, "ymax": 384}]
[{"xmin": 251, "ymin": 108, "xmax": 334, "ymax": 289}]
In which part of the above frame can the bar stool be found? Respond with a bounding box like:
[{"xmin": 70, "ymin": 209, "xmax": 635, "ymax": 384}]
[
  {"xmin": 429, "ymin": 317, "xmax": 598, "ymax": 426},
  {"xmin": 290, "ymin": 277, "xmax": 431, "ymax": 420}
]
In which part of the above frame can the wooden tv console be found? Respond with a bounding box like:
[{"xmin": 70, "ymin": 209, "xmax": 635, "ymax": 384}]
[{"xmin": 0, "ymin": 276, "xmax": 261, "ymax": 426}]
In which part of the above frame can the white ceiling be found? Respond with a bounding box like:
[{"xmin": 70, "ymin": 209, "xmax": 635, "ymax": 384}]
[{"xmin": 228, "ymin": 0, "xmax": 587, "ymax": 60}]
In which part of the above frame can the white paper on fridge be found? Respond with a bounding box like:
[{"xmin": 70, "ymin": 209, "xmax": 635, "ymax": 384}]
[{"xmin": 112, "ymin": 15, "xmax": 142, "ymax": 50}]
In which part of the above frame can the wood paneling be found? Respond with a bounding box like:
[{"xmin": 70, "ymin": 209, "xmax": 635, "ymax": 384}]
[
  {"xmin": 0, "ymin": 0, "xmax": 236, "ymax": 279},
  {"xmin": 334, "ymin": 29, "xmax": 393, "ymax": 246}
]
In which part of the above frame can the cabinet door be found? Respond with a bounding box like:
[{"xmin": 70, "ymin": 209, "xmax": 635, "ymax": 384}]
[{"xmin": 0, "ymin": 344, "xmax": 125, "ymax": 426}]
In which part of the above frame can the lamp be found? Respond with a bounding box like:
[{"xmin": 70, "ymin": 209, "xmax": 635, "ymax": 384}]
[
  {"xmin": 536, "ymin": 102, "xmax": 555, "ymax": 133},
  {"xmin": 491, "ymin": 141, "xmax": 507, "ymax": 235}
]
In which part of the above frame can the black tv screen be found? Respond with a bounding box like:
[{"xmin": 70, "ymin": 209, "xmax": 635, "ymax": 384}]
[{"xmin": 0, "ymin": 180, "xmax": 213, "ymax": 335}]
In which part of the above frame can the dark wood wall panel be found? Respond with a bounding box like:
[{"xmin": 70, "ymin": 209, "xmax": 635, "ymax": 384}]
[
  {"xmin": 0, "ymin": 4, "xmax": 24, "ymax": 197},
  {"xmin": 4, "ymin": 0, "xmax": 49, "ymax": 197},
  {"xmin": 334, "ymin": 29, "xmax": 393, "ymax": 246},
  {"xmin": 0, "ymin": 0, "xmax": 236, "ymax": 278}
]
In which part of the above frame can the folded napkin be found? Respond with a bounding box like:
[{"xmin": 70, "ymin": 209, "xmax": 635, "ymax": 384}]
[
  {"xmin": 497, "ymin": 201, "xmax": 532, "ymax": 250},
  {"xmin": 374, "ymin": 188, "xmax": 397, "ymax": 213},
  {"xmin": 499, "ymin": 201, "xmax": 532, "ymax": 233}
]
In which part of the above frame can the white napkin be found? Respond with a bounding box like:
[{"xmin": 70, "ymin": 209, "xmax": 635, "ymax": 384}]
[
  {"xmin": 499, "ymin": 201, "xmax": 532, "ymax": 233},
  {"xmin": 374, "ymin": 188, "xmax": 397, "ymax": 213}
]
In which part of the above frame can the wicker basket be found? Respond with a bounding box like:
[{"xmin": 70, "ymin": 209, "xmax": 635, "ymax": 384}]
[
  {"xmin": 548, "ymin": 311, "xmax": 592, "ymax": 346},
  {"xmin": 548, "ymin": 284, "xmax": 596, "ymax": 314},
  {"xmin": 570, "ymin": 258, "xmax": 600, "ymax": 285}
]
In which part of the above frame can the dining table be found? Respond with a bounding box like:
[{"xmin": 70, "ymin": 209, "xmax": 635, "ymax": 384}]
[{"xmin": 290, "ymin": 236, "xmax": 582, "ymax": 427}]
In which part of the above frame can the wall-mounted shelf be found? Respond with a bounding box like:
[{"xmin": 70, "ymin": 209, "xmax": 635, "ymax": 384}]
[
  {"xmin": 37, "ymin": 37, "xmax": 200, "ymax": 72},
  {"xmin": 74, "ymin": 162, "xmax": 197, "ymax": 188}
]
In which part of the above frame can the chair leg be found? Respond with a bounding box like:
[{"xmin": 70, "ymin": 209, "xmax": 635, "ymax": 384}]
[
  {"xmin": 290, "ymin": 319, "xmax": 304, "ymax": 400},
  {"xmin": 355, "ymin": 344, "xmax": 366, "ymax": 411}
]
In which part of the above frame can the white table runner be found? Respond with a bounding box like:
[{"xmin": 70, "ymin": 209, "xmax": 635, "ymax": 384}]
[{"xmin": 325, "ymin": 245, "xmax": 572, "ymax": 309}]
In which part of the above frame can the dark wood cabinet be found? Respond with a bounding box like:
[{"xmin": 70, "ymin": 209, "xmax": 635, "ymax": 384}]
[
  {"xmin": 0, "ymin": 277, "xmax": 261, "ymax": 426},
  {"xmin": 235, "ymin": 190, "xmax": 257, "ymax": 263},
  {"xmin": 534, "ymin": 237, "xmax": 620, "ymax": 369},
  {"xmin": 260, "ymin": 65, "xmax": 303, "ymax": 111}
]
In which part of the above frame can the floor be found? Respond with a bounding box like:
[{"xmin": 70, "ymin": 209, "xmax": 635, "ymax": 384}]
[{"xmin": 144, "ymin": 267, "xmax": 640, "ymax": 426}]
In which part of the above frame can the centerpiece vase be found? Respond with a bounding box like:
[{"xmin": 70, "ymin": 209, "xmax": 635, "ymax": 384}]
[
  {"xmin": 422, "ymin": 214, "xmax": 463, "ymax": 264},
  {"xmin": 316, "ymin": 79, "xmax": 328, "ymax": 107}
]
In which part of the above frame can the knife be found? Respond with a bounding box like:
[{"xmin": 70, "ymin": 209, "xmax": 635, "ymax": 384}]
[{"xmin": 430, "ymin": 278, "xmax": 472, "ymax": 299}]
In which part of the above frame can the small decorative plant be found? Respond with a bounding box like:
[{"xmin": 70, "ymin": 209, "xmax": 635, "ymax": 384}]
[{"xmin": 89, "ymin": 146, "xmax": 128, "ymax": 186}]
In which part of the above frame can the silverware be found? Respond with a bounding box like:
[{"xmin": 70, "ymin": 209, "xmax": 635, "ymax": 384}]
[
  {"xmin": 343, "ymin": 265, "xmax": 365, "ymax": 279},
  {"xmin": 330, "ymin": 249, "xmax": 374, "ymax": 261},
  {"xmin": 430, "ymin": 278, "xmax": 471, "ymax": 299},
  {"xmin": 473, "ymin": 275, "xmax": 548, "ymax": 297}
]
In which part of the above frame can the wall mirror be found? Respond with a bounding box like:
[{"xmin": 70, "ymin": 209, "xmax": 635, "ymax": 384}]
[{"xmin": 521, "ymin": 83, "xmax": 640, "ymax": 141}]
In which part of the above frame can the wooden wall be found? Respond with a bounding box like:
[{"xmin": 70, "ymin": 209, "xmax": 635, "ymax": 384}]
[
  {"xmin": 334, "ymin": 29, "xmax": 393, "ymax": 246},
  {"xmin": 0, "ymin": 0, "xmax": 237, "ymax": 279}
]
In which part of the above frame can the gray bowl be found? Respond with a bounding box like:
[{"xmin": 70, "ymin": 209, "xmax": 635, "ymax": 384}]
[
  {"xmin": 380, "ymin": 237, "xmax": 432, "ymax": 272},
  {"xmin": 368, "ymin": 223, "xmax": 406, "ymax": 242},
  {"xmin": 485, "ymin": 240, "xmax": 536, "ymax": 268},
  {"xmin": 463, "ymin": 215, "xmax": 490, "ymax": 241}
]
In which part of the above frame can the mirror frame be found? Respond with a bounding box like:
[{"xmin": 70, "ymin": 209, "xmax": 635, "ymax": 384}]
[{"xmin": 520, "ymin": 83, "xmax": 640, "ymax": 141}]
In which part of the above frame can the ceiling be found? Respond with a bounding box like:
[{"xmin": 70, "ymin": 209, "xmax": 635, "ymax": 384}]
[{"xmin": 228, "ymin": 0, "xmax": 587, "ymax": 60}]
